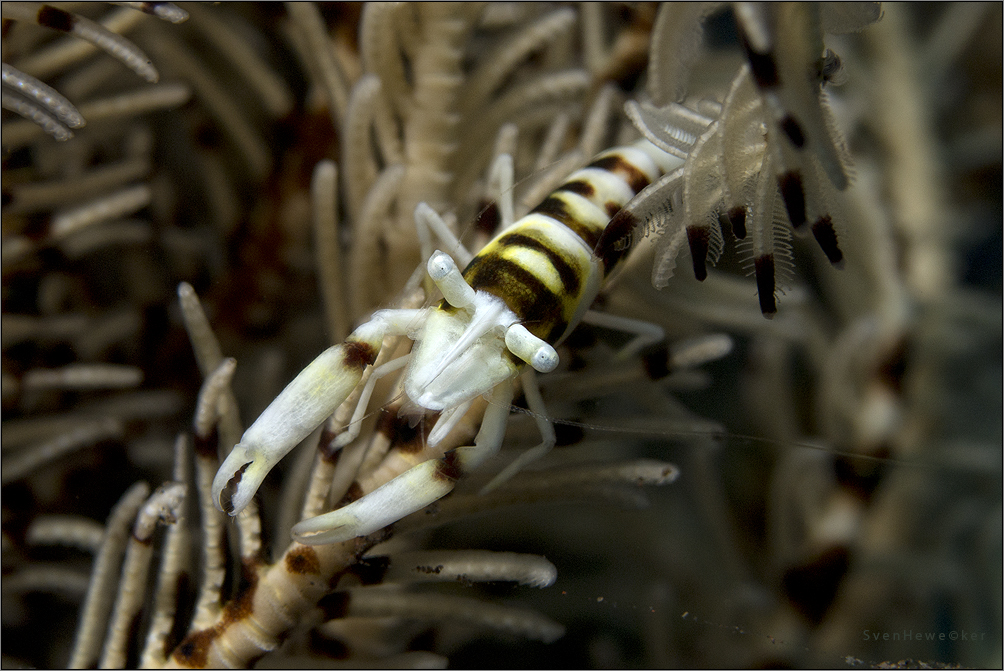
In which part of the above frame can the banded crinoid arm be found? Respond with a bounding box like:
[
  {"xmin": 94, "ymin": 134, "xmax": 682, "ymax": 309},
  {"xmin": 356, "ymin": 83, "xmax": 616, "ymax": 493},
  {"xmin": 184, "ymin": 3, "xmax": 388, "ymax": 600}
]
[
  {"xmin": 0, "ymin": 2, "xmax": 190, "ymax": 147},
  {"xmin": 626, "ymin": 3, "xmax": 882, "ymax": 318},
  {"xmin": 732, "ymin": 2, "xmax": 875, "ymax": 264},
  {"xmin": 0, "ymin": 3, "xmax": 161, "ymax": 83}
]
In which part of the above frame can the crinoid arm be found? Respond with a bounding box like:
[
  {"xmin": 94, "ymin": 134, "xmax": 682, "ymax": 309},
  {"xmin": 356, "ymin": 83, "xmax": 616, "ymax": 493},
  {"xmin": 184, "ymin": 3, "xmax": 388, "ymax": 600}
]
[
  {"xmin": 734, "ymin": 2, "xmax": 861, "ymax": 268},
  {"xmin": 212, "ymin": 308, "xmax": 426, "ymax": 516},
  {"xmin": 292, "ymin": 380, "xmax": 516, "ymax": 545}
]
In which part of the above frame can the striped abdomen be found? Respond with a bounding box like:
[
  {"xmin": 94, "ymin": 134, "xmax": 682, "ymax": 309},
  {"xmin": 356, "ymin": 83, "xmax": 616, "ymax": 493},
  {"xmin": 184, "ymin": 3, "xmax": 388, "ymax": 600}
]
[{"xmin": 462, "ymin": 141, "xmax": 676, "ymax": 345}]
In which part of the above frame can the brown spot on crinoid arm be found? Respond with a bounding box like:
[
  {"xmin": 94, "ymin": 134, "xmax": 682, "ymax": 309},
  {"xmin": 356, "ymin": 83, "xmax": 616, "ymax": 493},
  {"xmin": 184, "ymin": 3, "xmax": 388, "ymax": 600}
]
[
  {"xmin": 309, "ymin": 631, "xmax": 350, "ymax": 660},
  {"xmin": 37, "ymin": 5, "xmax": 76, "ymax": 31},
  {"xmin": 782, "ymin": 546, "xmax": 850, "ymax": 625},
  {"xmin": 285, "ymin": 545, "xmax": 321, "ymax": 575},
  {"xmin": 779, "ymin": 171, "xmax": 807, "ymax": 228},
  {"xmin": 226, "ymin": 562, "xmax": 260, "ymax": 622},
  {"xmin": 163, "ymin": 572, "xmax": 192, "ymax": 657},
  {"xmin": 642, "ymin": 343, "xmax": 671, "ymax": 380},
  {"xmin": 877, "ymin": 339, "xmax": 909, "ymax": 394},
  {"xmin": 318, "ymin": 591, "xmax": 351, "ymax": 620},
  {"xmin": 834, "ymin": 448, "xmax": 890, "ymax": 503},
  {"xmin": 340, "ymin": 481, "xmax": 364, "ymax": 505},
  {"xmin": 754, "ymin": 254, "xmax": 777, "ymax": 318},
  {"xmin": 727, "ymin": 206, "xmax": 748, "ymax": 239},
  {"xmin": 686, "ymin": 226, "xmax": 710, "ymax": 281},
  {"xmin": 317, "ymin": 428, "xmax": 340, "ymax": 464},
  {"xmin": 219, "ymin": 461, "xmax": 251, "ymax": 515},
  {"xmin": 780, "ymin": 114, "xmax": 806, "ymax": 148},
  {"xmin": 171, "ymin": 569, "xmax": 260, "ymax": 666},
  {"xmin": 738, "ymin": 28, "xmax": 779, "ymax": 89},
  {"xmin": 192, "ymin": 426, "xmax": 219, "ymax": 458},
  {"xmin": 172, "ymin": 628, "xmax": 217, "ymax": 668},
  {"xmin": 811, "ymin": 215, "xmax": 843, "ymax": 266},
  {"xmin": 349, "ymin": 555, "xmax": 390, "ymax": 585}
]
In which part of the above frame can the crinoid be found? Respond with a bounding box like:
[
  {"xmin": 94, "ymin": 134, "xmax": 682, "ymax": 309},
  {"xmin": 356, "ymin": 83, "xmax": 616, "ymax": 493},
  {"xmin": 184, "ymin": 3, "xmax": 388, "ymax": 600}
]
[
  {"xmin": 611, "ymin": 3, "xmax": 881, "ymax": 318},
  {"xmin": 2, "ymin": 3, "xmax": 1000, "ymax": 669}
]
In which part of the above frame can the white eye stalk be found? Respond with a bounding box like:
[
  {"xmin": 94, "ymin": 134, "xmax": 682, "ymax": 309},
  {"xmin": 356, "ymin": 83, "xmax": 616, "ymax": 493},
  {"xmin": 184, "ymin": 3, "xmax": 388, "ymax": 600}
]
[
  {"xmin": 505, "ymin": 324, "xmax": 559, "ymax": 373},
  {"xmin": 428, "ymin": 251, "xmax": 476, "ymax": 309}
]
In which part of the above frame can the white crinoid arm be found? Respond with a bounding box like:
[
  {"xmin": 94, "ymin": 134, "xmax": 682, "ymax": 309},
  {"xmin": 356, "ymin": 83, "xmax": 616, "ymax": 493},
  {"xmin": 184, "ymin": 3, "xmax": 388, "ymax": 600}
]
[
  {"xmin": 767, "ymin": 3, "xmax": 850, "ymax": 191},
  {"xmin": 739, "ymin": 153, "xmax": 794, "ymax": 318},
  {"xmin": 625, "ymin": 99, "xmax": 715, "ymax": 160},
  {"xmin": 718, "ymin": 65, "xmax": 768, "ymax": 238},
  {"xmin": 647, "ymin": 2, "xmax": 726, "ymax": 105}
]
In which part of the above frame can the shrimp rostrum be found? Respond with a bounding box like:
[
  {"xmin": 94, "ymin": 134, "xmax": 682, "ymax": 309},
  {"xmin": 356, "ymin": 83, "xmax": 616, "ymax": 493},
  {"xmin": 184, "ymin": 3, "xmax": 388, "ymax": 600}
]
[{"xmin": 212, "ymin": 140, "xmax": 683, "ymax": 544}]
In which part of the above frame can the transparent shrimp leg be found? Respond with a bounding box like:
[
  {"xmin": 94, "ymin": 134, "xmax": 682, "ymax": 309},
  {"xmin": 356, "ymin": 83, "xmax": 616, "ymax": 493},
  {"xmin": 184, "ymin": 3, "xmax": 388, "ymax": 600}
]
[
  {"xmin": 487, "ymin": 151, "xmax": 515, "ymax": 231},
  {"xmin": 414, "ymin": 202, "xmax": 474, "ymax": 268},
  {"xmin": 480, "ymin": 368, "xmax": 556, "ymax": 494},
  {"xmin": 413, "ymin": 150, "xmax": 515, "ymax": 266},
  {"xmin": 581, "ymin": 309, "xmax": 666, "ymax": 360},
  {"xmin": 332, "ymin": 354, "xmax": 412, "ymax": 450},
  {"xmin": 481, "ymin": 310, "xmax": 668, "ymax": 494}
]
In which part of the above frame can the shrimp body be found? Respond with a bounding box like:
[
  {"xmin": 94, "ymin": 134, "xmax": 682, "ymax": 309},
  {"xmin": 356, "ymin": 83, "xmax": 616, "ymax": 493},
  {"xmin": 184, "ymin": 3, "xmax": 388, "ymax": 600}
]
[{"xmin": 212, "ymin": 140, "xmax": 682, "ymax": 544}]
